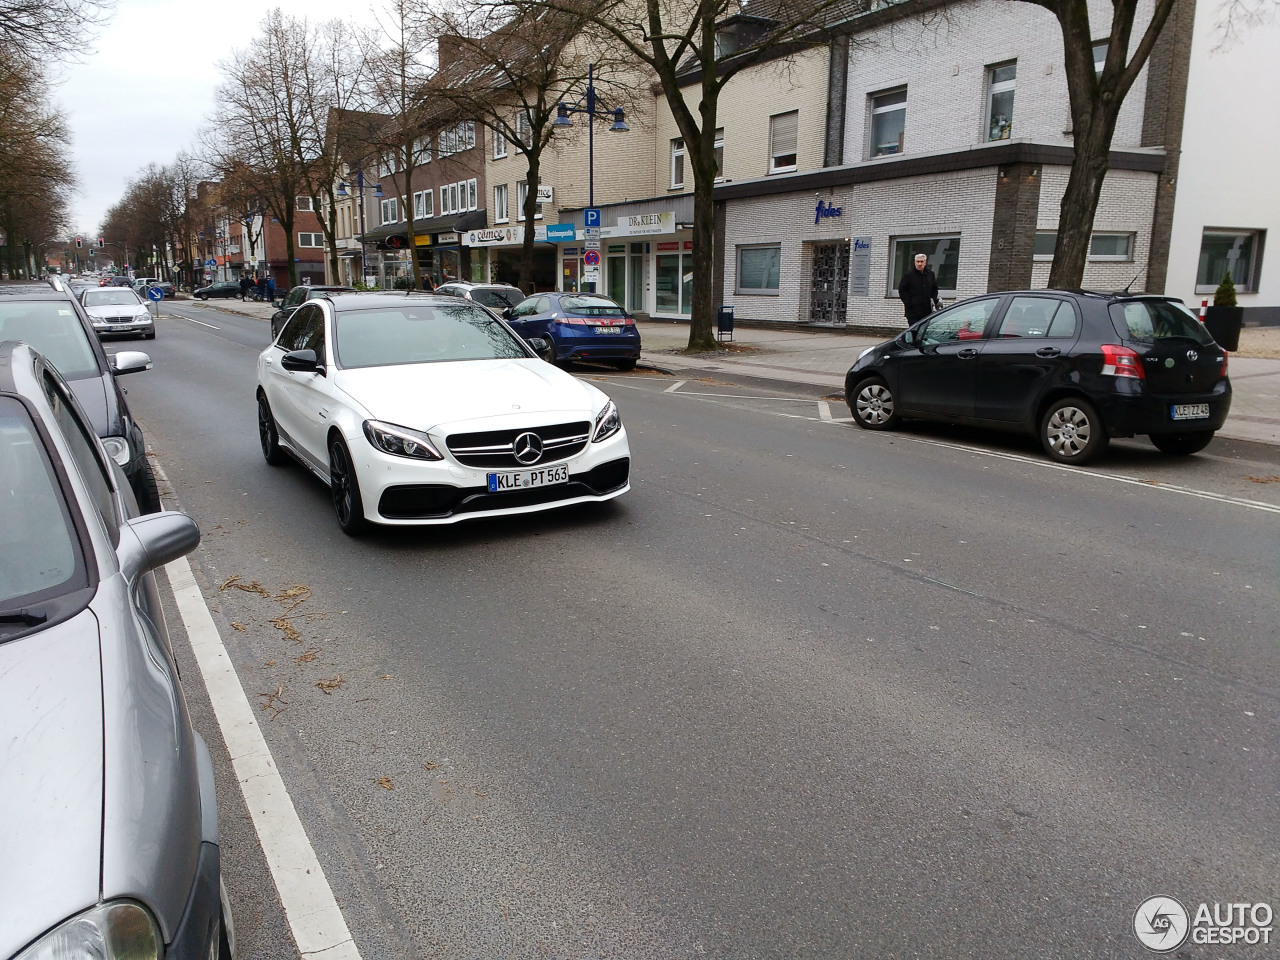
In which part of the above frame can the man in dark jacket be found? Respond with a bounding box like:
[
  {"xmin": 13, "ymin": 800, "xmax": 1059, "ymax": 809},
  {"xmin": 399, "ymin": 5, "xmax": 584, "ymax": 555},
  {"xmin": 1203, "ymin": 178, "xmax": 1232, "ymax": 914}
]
[
  {"xmin": 898, "ymin": 253, "xmax": 943, "ymax": 322},
  {"xmin": 239, "ymin": 274, "xmax": 253, "ymax": 300}
]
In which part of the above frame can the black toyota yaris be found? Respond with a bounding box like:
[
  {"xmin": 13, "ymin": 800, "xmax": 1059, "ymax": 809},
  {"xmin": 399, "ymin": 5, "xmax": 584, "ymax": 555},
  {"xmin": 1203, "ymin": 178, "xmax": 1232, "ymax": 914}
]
[{"xmin": 844, "ymin": 290, "xmax": 1232, "ymax": 465}]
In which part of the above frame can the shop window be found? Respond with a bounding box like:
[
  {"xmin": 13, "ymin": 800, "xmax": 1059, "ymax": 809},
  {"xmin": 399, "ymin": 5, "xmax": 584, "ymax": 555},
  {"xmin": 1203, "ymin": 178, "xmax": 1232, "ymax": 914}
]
[
  {"xmin": 869, "ymin": 88, "xmax": 907, "ymax": 158},
  {"xmin": 1089, "ymin": 232, "xmax": 1134, "ymax": 261},
  {"xmin": 986, "ymin": 62, "xmax": 1016, "ymax": 141},
  {"xmin": 887, "ymin": 236, "xmax": 960, "ymax": 295},
  {"xmin": 671, "ymin": 138, "xmax": 685, "ymax": 188},
  {"xmin": 737, "ymin": 244, "xmax": 782, "ymax": 294},
  {"xmin": 494, "ymin": 184, "xmax": 509, "ymax": 223},
  {"xmin": 769, "ymin": 111, "xmax": 798, "ymax": 173},
  {"xmin": 1033, "ymin": 231, "xmax": 1057, "ymax": 260},
  {"xmin": 1196, "ymin": 229, "xmax": 1263, "ymax": 292}
]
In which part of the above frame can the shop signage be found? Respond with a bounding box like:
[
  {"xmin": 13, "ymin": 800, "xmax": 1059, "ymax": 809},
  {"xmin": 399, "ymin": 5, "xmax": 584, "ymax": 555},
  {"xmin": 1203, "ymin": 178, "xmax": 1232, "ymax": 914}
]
[
  {"xmin": 437, "ymin": 232, "xmax": 460, "ymax": 244},
  {"xmin": 545, "ymin": 223, "xmax": 576, "ymax": 242},
  {"xmin": 608, "ymin": 244, "xmax": 626, "ymax": 254},
  {"xmin": 563, "ymin": 247, "xmax": 579, "ymax": 255},
  {"xmin": 537, "ymin": 184, "xmax": 554, "ymax": 203},
  {"xmin": 602, "ymin": 211, "xmax": 675, "ymax": 238},
  {"xmin": 414, "ymin": 235, "xmax": 431, "ymax": 246},
  {"xmin": 463, "ymin": 226, "xmax": 549, "ymax": 246},
  {"xmin": 683, "ymin": 240, "xmax": 694, "ymax": 251},
  {"xmin": 850, "ymin": 236, "xmax": 872, "ymax": 296},
  {"xmin": 656, "ymin": 241, "xmax": 680, "ymax": 251},
  {"xmin": 815, "ymin": 200, "xmax": 844, "ymax": 224}
]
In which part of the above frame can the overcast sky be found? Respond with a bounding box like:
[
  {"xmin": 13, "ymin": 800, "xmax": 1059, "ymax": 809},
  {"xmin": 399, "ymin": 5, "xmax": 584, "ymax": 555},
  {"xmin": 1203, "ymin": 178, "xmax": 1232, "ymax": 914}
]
[{"xmin": 57, "ymin": 0, "xmax": 361, "ymax": 235}]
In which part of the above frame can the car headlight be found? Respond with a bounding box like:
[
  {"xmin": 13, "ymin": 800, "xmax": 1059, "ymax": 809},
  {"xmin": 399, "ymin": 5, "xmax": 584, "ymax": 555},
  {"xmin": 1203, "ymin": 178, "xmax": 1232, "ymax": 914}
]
[
  {"xmin": 14, "ymin": 900, "xmax": 163, "ymax": 960},
  {"xmin": 362, "ymin": 420, "xmax": 443, "ymax": 460},
  {"xmin": 101, "ymin": 435, "xmax": 132, "ymax": 466},
  {"xmin": 592, "ymin": 400, "xmax": 621, "ymax": 442},
  {"xmin": 857, "ymin": 345, "xmax": 876, "ymax": 362}
]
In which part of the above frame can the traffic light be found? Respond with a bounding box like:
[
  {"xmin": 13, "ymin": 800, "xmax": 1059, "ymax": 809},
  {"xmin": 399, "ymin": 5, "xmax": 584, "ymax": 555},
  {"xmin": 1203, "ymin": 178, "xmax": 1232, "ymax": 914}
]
[
  {"xmin": 75, "ymin": 237, "xmax": 82, "ymax": 249},
  {"xmin": 98, "ymin": 237, "xmax": 104, "ymax": 248}
]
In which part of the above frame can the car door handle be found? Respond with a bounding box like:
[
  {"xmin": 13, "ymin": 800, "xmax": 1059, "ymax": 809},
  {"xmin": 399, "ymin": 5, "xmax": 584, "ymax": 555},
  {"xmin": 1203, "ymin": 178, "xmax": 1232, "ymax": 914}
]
[
  {"xmin": 318, "ymin": 408, "xmax": 328, "ymax": 420},
  {"xmin": 958, "ymin": 348, "xmax": 979, "ymax": 359},
  {"xmin": 1035, "ymin": 347, "xmax": 1061, "ymax": 358}
]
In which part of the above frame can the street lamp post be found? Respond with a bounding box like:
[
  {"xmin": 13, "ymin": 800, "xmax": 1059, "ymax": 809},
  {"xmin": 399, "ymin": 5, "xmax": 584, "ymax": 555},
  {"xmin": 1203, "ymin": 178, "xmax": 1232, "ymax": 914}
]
[
  {"xmin": 337, "ymin": 163, "xmax": 384, "ymax": 288},
  {"xmin": 554, "ymin": 63, "xmax": 629, "ymax": 292}
]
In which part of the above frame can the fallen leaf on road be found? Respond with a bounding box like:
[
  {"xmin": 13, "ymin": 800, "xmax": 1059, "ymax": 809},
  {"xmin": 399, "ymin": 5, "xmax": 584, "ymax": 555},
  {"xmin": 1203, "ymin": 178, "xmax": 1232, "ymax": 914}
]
[
  {"xmin": 423, "ymin": 760, "xmax": 438, "ymax": 771},
  {"xmin": 257, "ymin": 686, "xmax": 287, "ymax": 719},
  {"xmin": 269, "ymin": 616, "xmax": 301, "ymax": 642},
  {"xmin": 1246, "ymin": 475, "xmax": 1280, "ymax": 483},
  {"xmin": 315, "ymin": 675, "xmax": 344, "ymax": 694},
  {"xmin": 264, "ymin": 661, "xmax": 275, "ymax": 667},
  {"xmin": 219, "ymin": 575, "xmax": 271, "ymax": 597},
  {"xmin": 376, "ymin": 778, "xmax": 393, "ymax": 790},
  {"xmin": 231, "ymin": 621, "xmax": 247, "ymax": 632},
  {"xmin": 295, "ymin": 648, "xmax": 319, "ymax": 664},
  {"xmin": 275, "ymin": 585, "xmax": 312, "ymax": 612},
  {"xmin": 379, "ymin": 674, "xmax": 393, "ymax": 680}
]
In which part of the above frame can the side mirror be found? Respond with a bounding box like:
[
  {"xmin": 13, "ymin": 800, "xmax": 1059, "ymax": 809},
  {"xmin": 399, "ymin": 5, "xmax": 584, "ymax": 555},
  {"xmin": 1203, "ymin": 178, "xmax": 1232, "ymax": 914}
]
[
  {"xmin": 272, "ymin": 299, "xmax": 283, "ymax": 309},
  {"xmin": 502, "ymin": 308, "xmax": 515, "ymax": 320},
  {"xmin": 528, "ymin": 337, "xmax": 555, "ymax": 362},
  {"xmin": 116, "ymin": 511, "xmax": 200, "ymax": 584},
  {"xmin": 111, "ymin": 350, "xmax": 152, "ymax": 375},
  {"xmin": 901, "ymin": 328, "xmax": 915, "ymax": 345},
  {"xmin": 280, "ymin": 349, "xmax": 319, "ymax": 372}
]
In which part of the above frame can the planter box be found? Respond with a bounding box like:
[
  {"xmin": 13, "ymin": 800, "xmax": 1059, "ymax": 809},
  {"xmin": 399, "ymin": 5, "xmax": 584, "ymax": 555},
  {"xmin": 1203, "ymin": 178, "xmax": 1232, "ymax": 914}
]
[{"xmin": 1203, "ymin": 305, "xmax": 1244, "ymax": 352}]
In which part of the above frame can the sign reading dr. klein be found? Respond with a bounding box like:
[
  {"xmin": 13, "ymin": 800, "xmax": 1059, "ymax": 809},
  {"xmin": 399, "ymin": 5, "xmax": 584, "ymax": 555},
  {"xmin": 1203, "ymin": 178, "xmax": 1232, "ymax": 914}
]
[{"xmin": 602, "ymin": 211, "xmax": 675, "ymax": 238}]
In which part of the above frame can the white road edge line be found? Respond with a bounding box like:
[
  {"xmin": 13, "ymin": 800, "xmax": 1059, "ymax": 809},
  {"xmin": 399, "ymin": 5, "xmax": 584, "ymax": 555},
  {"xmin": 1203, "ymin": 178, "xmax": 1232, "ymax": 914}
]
[
  {"xmin": 664, "ymin": 379, "xmax": 687, "ymax": 393},
  {"xmin": 183, "ymin": 317, "xmax": 220, "ymax": 329},
  {"xmin": 154, "ymin": 475, "xmax": 361, "ymax": 959}
]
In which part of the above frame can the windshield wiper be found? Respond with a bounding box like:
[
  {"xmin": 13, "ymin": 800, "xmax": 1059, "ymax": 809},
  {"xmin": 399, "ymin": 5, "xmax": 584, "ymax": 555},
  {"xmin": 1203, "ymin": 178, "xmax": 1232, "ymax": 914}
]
[{"xmin": 0, "ymin": 608, "xmax": 48, "ymax": 626}]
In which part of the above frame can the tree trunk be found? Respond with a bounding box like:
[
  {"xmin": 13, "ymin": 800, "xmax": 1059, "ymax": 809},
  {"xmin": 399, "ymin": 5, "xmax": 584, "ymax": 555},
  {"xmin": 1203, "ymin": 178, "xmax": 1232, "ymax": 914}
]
[
  {"xmin": 686, "ymin": 111, "xmax": 719, "ymax": 351},
  {"xmin": 402, "ymin": 143, "xmax": 423, "ymax": 290},
  {"xmin": 1047, "ymin": 123, "xmax": 1113, "ymax": 290},
  {"xmin": 519, "ymin": 152, "xmax": 542, "ymax": 295},
  {"xmin": 283, "ymin": 210, "xmax": 298, "ymax": 288}
]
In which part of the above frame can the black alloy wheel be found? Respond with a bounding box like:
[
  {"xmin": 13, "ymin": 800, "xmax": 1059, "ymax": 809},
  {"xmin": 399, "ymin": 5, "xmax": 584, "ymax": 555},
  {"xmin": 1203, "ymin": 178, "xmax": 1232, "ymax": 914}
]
[
  {"xmin": 258, "ymin": 394, "xmax": 287, "ymax": 465},
  {"xmin": 329, "ymin": 437, "xmax": 368, "ymax": 535},
  {"xmin": 1150, "ymin": 431, "xmax": 1215, "ymax": 456},
  {"xmin": 849, "ymin": 376, "xmax": 900, "ymax": 430},
  {"xmin": 1040, "ymin": 397, "xmax": 1108, "ymax": 465},
  {"xmin": 198, "ymin": 293, "xmax": 208, "ymax": 300}
]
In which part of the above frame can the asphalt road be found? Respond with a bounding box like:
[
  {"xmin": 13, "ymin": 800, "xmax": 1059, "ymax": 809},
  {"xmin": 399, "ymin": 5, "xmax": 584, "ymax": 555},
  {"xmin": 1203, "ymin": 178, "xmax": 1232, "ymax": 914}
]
[{"xmin": 121, "ymin": 302, "xmax": 1279, "ymax": 959}]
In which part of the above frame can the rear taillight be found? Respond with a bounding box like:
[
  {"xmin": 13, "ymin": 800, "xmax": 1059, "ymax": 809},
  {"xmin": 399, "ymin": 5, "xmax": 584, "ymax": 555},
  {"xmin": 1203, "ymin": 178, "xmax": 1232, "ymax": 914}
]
[
  {"xmin": 623, "ymin": 315, "xmax": 635, "ymax": 325},
  {"xmin": 1101, "ymin": 344, "xmax": 1144, "ymax": 379},
  {"xmin": 1219, "ymin": 353, "xmax": 1229, "ymax": 378}
]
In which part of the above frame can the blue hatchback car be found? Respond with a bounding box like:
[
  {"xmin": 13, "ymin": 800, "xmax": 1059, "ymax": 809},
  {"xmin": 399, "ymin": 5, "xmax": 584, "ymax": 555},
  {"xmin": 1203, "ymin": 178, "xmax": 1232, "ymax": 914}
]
[{"xmin": 504, "ymin": 293, "xmax": 641, "ymax": 370}]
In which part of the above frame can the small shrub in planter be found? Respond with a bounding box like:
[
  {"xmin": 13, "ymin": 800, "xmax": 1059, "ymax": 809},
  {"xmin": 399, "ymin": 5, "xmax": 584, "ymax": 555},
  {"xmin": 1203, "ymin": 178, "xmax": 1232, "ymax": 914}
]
[
  {"xmin": 393, "ymin": 276, "xmax": 413, "ymax": 289},
  {"xmin": 1204, "ymin": 270, "xmax": 1244, "ymax": 351}
]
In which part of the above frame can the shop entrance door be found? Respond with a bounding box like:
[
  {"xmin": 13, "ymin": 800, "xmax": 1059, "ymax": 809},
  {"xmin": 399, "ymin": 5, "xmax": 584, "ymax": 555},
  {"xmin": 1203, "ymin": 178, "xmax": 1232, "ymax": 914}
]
[
  {"xmin": 562, "ymin": 255, "xmax": 579, "ymax": 293},
  {"xmin": 810, "ymin": 241, "xmax": 850, "ymax": 324},
  {"xmin": 607, "ymin": 255, "xmax": 626, "ymax": 304},
  {"xmin": 628, "ymin": 247, "xmax": 647, "ymax": 313}
]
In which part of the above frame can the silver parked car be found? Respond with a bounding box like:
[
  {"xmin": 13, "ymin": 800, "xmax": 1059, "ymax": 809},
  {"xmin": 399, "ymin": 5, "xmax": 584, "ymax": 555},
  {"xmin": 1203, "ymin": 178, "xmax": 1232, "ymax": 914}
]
[
  {"xmin": 0, "ymin": 341, "xmax": 233, "ymax": 960},
  {"xmin": 79, "ymin": 285, "xmax": 157, "ymax": 339}
]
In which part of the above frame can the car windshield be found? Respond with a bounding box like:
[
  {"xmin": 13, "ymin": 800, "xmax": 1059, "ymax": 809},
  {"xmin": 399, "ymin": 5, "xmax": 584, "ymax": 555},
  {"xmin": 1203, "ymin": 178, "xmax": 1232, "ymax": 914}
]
[
  {"xmin": 82, "ymin": 290, "xmax": 141, "ymax": 307},
  {"xmin": 471, "ymin": 288, "xmax": 524, "ymax": 309},
  {"xmin": 1109, "ymin": 300, "xmax": 1215, "ymax": 345},
  {"xmin": 335, "ymin": 303, "xmax": 530, "ymax": 368},
  {"xmin": 0, "ymin": 398, "xmax": 82, "ymax": 615},
  {"xmin": 559, "ymin": 295, "xmax": 625, "ymax": 318},
  {"xmin": 0, "ymin": 302, "xmax": 100, "ymax": 380}
]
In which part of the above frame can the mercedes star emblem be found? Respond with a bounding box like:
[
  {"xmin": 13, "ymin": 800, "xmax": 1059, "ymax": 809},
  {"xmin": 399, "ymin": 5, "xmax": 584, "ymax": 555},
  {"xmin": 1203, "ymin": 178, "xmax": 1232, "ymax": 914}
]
[{"xmin": 512, "ymin": 431, "xmax": 543, "ymax": 465}]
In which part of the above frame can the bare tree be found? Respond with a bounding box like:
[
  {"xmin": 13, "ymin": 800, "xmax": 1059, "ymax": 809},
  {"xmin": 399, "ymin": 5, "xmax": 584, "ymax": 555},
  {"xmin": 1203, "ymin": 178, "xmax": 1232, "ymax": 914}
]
[
  {"xmin": 1022, "ymin": 0, "xmax": 1181, "ymax": 288},
  {"xmin": 426, "ymin": 3, "xmax": 630, "ymax": 293},
  {"xmin": 0, "ymin": 0, "xmax": 115, "ymax": 65},
  {"xmin": 358, "ymin": 0, "xmax": 440, "ymax": 291},
  {"xmin": 508, "ymin": 0, "xmax": 852, "ymax": 349}
]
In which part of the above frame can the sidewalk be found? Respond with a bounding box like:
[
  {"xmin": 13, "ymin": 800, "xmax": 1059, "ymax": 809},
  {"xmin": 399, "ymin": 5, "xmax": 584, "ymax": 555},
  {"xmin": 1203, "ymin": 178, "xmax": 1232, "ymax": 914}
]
[
  {"xmin": 635, "ymin": 320, "xmax": 1280, "ymax": 447},
  {"xmin": 186, "ymin": 299, "xmax": 1280, "ymax": 447}
]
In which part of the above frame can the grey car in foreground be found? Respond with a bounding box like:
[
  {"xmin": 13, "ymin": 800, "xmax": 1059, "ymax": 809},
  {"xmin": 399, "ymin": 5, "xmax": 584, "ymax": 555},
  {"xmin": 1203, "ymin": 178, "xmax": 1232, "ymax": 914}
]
[{"xmin": 0, "ymin": 342, "xmax": 233, "ymax": 960}]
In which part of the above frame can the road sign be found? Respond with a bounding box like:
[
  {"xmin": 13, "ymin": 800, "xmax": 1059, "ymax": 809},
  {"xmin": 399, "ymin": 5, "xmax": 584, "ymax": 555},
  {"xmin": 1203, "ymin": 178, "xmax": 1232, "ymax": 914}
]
[
  {"xmin": 146, "ymin": 286, "xmax": 164, "ymax": 302},
  {"xmin": 583, "ymin": 250, "xmax": 600, "ymax": 266},
  {"xmin": 582, "ymin": 269, "xmax": 600, "ymax": 286},
  {"xmin": 205, "ymin": 258, "xmax": 217, "ymax": 268},
  {"xmin": 583, "ymin": 238, "xmax": 601, "ymax": 251},
  {"xmin": 584, "ymin": 208, "xmax": 601, "ymax": 228},
  {"xmin": 583, "ymin": 226, "xmax": 601, "ymax": 240}
]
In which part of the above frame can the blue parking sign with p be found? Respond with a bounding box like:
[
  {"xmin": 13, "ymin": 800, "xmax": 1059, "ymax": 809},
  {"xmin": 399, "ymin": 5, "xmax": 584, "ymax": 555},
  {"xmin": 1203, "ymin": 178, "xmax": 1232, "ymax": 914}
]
[{"xmin": 584, "ymin": 208, "xmax": 601, "ymax": 228}]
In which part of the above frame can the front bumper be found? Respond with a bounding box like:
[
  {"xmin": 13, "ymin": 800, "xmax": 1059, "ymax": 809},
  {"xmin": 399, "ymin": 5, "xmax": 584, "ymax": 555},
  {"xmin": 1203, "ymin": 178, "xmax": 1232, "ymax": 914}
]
[
  {"xmin": 352, "ymin": 427, "xmax": 631, "ymax": 525},
  {"xmin": 91, "ymin": 315, "xmax": 154, "ymax": 337},
  {"xmin": 1095, "ymin": 378, "xmax": 1232, "ymax": 438}
]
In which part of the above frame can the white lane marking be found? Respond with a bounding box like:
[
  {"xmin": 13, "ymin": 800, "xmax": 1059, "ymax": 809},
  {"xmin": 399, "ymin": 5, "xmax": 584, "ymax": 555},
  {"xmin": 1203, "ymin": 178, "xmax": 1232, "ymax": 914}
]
[
  {"xmin": 818, "ymin": 401, "xmax": 833, "ymax": 422},
  {"xmin": 155, "ymin": 478, "xmax": 361, "ymax": 959},
  {"xmin": 664, "ymin": 379, "xmax": 686, "ymax": 393},
  {"xmin": 183, "ymin": 316, "xmax": 220, "ymax": 330}
]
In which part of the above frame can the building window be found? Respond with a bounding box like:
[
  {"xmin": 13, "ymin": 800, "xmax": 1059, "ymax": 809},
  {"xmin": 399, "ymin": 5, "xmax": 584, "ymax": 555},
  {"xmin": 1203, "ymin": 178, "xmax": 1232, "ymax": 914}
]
[
  {"xmin": 714, "ymin": 127, "xmax": 725, "ymax": 180},
  {"xmin": 670, "ymin": 138, "xmax": 685, "ymax": 188},
  {"xmin": 467, "ymin": 179, "xmax": 477, "ymax": 211},
  {"xmin": 986, "ymin": 62, "xmax": 1016, "ymax": 141},
  {"xmin": 449, "ymin": 182, "xmax": 460, "ymax": 214},
  {"xmin": 297, "ymin": 232, "xmax": 324, "ymax": 247},
  {"xmin": 1092, "ymin": 41, "xmax": 1108, "ymax": 75},
  {"xmin": 1089, "ymin": 232, "xmax": 1134, "ymax": 261},
  {"xmin": 296, "ymin": 196, "xmax": 314, "ymax": 211},
  {"xmin": 414, "ymin": 136, "xmax": 432, "ymax": 163},
  {"xmin": 869, "ymin": 89, "xmax": 907, "ymax": 157},
  {"xmin": 888, "ymin": 235, "xmax": 960, "ymax": 296},
  {"xmin": 517, "ymin": 181, "xmax": 544, "ymax": 219},
  {"xmin": 515, "ymin": 109, "xmax": 531, "ymax": 145},
  {"xmin": 380, "ymin": 197, "xmax": 399, "ymax": 224},
  {"xmin": 1196, "ymin": 229, "xmax": 1263, "ymax": 292},
  {"xmin": 493, "ymin": 127, "xmax": 507, "ymax": 159},
  {"xmin": 414, "ymin": 190, "xmax": 434, "ymax": 219},
  {"xmin": 769, "ymin": 111, "xmax": 798, "ymax": 173},
  {"xmin": 494, "ymin": 184, "xmax": 509, "ymax": 222},
  {"xmin": 1033, "ymin": 231, "xmax": 1057, "ymax": 260},
  {"xmin": 737, "ymin": 244, "xmax": 782, "ymax": 294}
]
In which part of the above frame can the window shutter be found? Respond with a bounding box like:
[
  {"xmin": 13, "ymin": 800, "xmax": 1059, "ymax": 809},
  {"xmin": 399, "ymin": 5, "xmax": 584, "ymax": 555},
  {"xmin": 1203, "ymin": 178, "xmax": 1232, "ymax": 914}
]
[{"xmin": 771, "ymin": 112, "xmax": 798, "ymax": 159}]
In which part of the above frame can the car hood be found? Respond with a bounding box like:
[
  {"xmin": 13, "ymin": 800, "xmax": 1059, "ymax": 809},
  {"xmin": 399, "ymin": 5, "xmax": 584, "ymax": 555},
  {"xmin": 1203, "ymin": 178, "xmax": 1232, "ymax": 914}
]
[
  {"xmin": 0, "ymin": 612, "xmax": 105, "ymax": 959},
  {"xmin": 334, "ymin": 358, "xmax": 604, "ymax": 431},
  {"xmin": 84, "ymin": 304, "xmax": 149, "ymax": 319}
]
